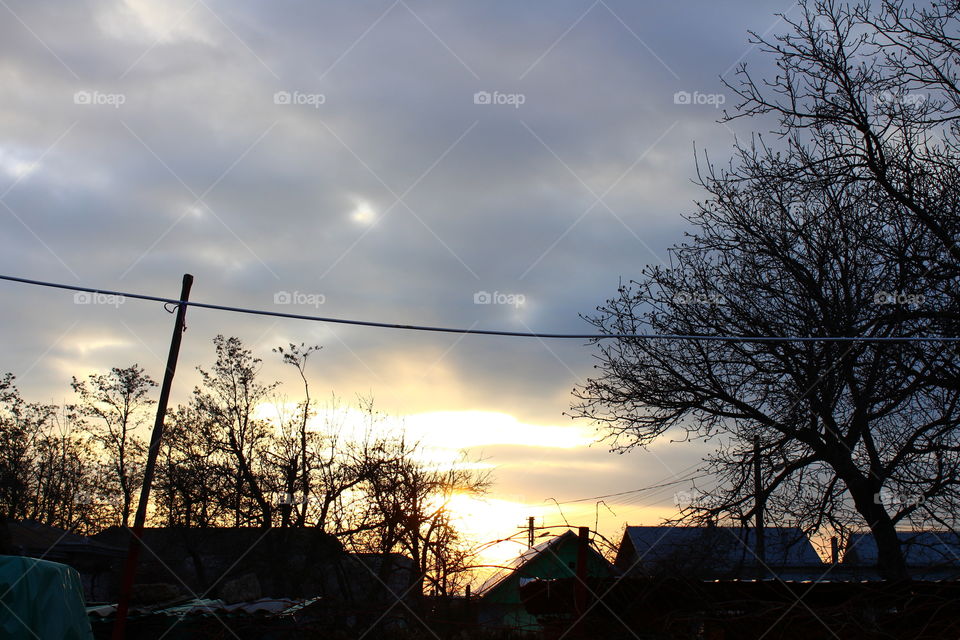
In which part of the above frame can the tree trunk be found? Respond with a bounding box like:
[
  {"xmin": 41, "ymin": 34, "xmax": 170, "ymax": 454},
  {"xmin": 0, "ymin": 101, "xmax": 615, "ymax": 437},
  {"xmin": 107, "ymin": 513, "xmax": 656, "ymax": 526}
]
[{"xmin": 852, "ymin": 487, "xmax": 909, "ymax": 581}]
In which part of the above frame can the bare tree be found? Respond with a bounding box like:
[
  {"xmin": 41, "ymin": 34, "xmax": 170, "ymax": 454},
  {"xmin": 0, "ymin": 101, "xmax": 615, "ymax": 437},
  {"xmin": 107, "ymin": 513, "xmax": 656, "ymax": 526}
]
[
  {"xmin": 271, "ymin": 343, "xmax": 321, "ymax": 527},
  {"xmin": 72, "ymin": 365, "xmax": 156, "ymax": 527},
  {"xmin": 193, "ymin": 335, "xmax": 278, "ymax": 527},
  {"xmin": 364, "ymin": 433, "xmax": 489, "ymax": 596},
  {"xmin": 571, "ymin": 145, "xmax": 960, "ymax": 580},
  {"xmin": 0, "ymin": 336, "xmax": 489, "ymax": 597},
  {"xmin": 729, "ymin": 0, "xmax": 960, "ymax": 271},
  {"xmin": 726, "ymin": 0, "xmax": 960, "ymax": 392},
  {"xmin": 0, "ymin": 374, "xmax": 97, "ymax": 532},
  {"xmin": 154, "ymin": 404, "xmax": 230, "ymax": 527},
  {"xmin": 0, "ymin": 374, "xmax": 45, "ymax": 521},
  {"xmin": 31, "ymin": 408, "xmax": 99, "ymax": 533}
]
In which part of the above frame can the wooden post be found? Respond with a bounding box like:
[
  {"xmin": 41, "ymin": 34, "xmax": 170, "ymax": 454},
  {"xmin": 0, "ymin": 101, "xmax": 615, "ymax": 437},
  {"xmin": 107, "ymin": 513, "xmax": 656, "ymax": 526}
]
[
  {"xmin": 754, "ymin": 435, "xmax": 765, "ymax": 579},
  {"xmin": 574, "ymin": 527, "xmax": 589, "ymax": 614},
  {"xmin": 528, "ymin": 516, "xmax": 535, "ymax": 549},
  {"xmin": 112, "ymin": 274, "xmax": 193, "ymax": 640}
]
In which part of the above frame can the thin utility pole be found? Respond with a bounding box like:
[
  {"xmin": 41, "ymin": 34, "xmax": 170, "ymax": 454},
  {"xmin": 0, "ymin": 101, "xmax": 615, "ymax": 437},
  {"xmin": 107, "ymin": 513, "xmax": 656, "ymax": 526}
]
[
  {"xmin": 574, "ymin": 527, "xmax": 589, "ymax": 615},
  {"xmin": 518, "ymin": 516, "xmax": 536, "ymax": 549},
  {"xmin": 112, "ymin": 274, "xmax": 193, "ymax": 640},
  {"xmin": 754, "ymin": 434, "xmax": 765, "ymax": 578}
]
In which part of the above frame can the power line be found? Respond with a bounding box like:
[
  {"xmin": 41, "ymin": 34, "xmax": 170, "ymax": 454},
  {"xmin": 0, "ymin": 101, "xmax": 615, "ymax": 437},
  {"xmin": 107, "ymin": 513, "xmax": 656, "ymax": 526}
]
[
  {"xmin": 551, "ymin": 468, "xmax": 709, "ymax": 505},
  {"xmin": 2, "ymin": 273, "xmax": 959, "ymax": 342}
]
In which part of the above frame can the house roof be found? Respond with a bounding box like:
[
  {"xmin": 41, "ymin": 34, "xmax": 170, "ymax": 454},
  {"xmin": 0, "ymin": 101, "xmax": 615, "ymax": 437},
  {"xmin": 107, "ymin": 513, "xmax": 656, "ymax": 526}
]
[
  {"xmin": 477, "ymin": 530, "xmax": 611, "ymax": 597},
  {"xmin": 92, "ymin": 525, "xmax": 342, "ymax": 553},
  {"xmin": 616, "ymin": 526, "xmax": 824, "ymax": 579},
  {"xmin": 843, "ymin": 531, "xmax": 960, "ymax": 567},
  {"xmin": 7, "ymin": 520, "xmax": 124, "ymax": 560}
]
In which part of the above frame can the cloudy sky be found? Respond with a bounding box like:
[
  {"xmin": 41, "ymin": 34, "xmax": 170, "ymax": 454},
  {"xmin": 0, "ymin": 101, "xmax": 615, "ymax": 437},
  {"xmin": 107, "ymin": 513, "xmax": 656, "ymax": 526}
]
[{"xmin": 0, "ymin": 0, "xmax": 790, "ymax": 560}]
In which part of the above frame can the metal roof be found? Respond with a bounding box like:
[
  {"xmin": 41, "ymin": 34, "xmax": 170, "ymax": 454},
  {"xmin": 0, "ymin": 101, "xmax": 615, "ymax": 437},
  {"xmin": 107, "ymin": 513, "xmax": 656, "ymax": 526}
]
[
  {"xmin": 616, "ymin": 526, "xmax": 824, "ymax": 579},
  {"xmin": 844, "ymin": 531, "xmax": 960, "ymax": 567},
  {"xmin": 477, "ymin": 530, "xmax": 611, "ymax": 597}
]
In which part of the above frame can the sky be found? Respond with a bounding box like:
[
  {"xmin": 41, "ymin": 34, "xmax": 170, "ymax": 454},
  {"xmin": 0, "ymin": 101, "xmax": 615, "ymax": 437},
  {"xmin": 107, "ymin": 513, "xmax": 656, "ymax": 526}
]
[{"xmin": 0, "ymin": 0, "xmax": 792, "ymax": 567}]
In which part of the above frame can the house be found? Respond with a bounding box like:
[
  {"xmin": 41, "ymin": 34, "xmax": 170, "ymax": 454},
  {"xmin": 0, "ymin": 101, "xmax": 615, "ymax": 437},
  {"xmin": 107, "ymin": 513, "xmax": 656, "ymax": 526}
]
[
  {"xmin": 615, "ymin": 525, "xmax": 825, "ymax": 580},
  {"xmin": 520, "ymin": 574, "xmax": 960, "ymax": 638},
  {"xmin": 91, "ymin": 526, "xmax": 418, "ymax": 607},
  {"xmin": 477, "ymin": 529, "xmax": 614, "ymax": 632},
  {"xmin": 842, "ymin": 531, "xmax": 960, "ymax": 580},
  {"xmin": 518, "ymin": 527, "xmax": 960, "ymax": 636}
]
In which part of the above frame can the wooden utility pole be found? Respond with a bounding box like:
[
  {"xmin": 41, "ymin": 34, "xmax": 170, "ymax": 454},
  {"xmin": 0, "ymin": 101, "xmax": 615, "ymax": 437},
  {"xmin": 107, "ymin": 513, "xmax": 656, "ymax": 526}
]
[
  {"xmin": 112, "ymin": 274, "xmax": 193, "ymax": 640},
  {"xmin": 754, "ymin": 435, "xmax": 765, "ymax": 578},
  {"xmin": 518, "ymin": 516, "xmax": 536, "ymax": 548},
  {"xmin": 574, "ymin": 526, "xmax": 589, "ymax": 614}
]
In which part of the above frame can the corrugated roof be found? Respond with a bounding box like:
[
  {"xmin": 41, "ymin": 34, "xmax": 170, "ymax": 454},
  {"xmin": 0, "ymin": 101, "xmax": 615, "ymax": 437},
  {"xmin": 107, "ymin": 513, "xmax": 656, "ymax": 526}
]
[
  {"xmin": 617, "ymin": 526, "xmax": 824, "ymax": 578},
  {"xmin": 88, "ymin": 597, "xmax": 319, "ymax": 618},
  {"xmin": 844, "ymin": 531, "xmax": 960, "ymax": 567}
]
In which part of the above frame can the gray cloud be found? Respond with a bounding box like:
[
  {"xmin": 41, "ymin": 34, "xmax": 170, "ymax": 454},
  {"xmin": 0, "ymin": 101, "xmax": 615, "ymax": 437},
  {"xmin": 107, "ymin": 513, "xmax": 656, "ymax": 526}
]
[{"xmin": 1, "ymin": 0, "xmax": 785, "ymax": 516}]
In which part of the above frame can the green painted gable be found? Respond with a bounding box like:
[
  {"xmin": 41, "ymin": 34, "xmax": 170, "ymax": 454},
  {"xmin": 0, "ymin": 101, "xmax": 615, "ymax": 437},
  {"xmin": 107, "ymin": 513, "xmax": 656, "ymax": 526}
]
[
  {"xmin": 481, "ymin": 530, "xmax": 614, "ymax": 605},
  {"xmin": 477, "ymin": 530, "xmax": 614, "ymax": 632}
]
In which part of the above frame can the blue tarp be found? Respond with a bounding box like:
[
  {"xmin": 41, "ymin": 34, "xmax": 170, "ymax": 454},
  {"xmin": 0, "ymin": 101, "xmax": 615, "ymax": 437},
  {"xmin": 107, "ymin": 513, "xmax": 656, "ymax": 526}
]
[{"xmin": 0, "ymin": 555, "xmax": 93, "ymax": 639}]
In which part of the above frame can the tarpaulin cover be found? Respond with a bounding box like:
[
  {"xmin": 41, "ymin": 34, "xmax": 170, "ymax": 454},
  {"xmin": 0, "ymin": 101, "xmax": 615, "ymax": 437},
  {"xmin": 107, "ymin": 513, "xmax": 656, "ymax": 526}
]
[{"xmin": 0, "ymin": 555, "xmax": 93, "ymax": 639}]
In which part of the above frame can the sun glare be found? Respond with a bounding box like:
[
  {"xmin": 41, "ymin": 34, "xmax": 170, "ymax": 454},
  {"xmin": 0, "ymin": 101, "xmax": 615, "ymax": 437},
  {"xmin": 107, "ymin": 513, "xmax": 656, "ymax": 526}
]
[
  {"xmin": 350, "ymin": 200, "xmax": 377, "ymax": 225},
  {"xmin": 443, "ymin": 493, "xmax": 550, "ymax": 584}
]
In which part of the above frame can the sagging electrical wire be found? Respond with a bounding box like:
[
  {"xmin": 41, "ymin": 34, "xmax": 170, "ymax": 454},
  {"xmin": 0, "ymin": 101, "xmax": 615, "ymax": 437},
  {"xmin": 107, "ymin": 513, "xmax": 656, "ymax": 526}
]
[{"xmin": 2, "ymin": 273, "xmax": 958, "ymax": 342}]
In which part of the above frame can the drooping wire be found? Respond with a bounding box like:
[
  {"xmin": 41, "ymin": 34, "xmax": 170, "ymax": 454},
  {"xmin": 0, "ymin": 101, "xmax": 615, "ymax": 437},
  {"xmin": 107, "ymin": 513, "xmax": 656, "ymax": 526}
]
[{"xmin": 2, "ymin": 273, "xmax": 958, "ymax": 342}]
